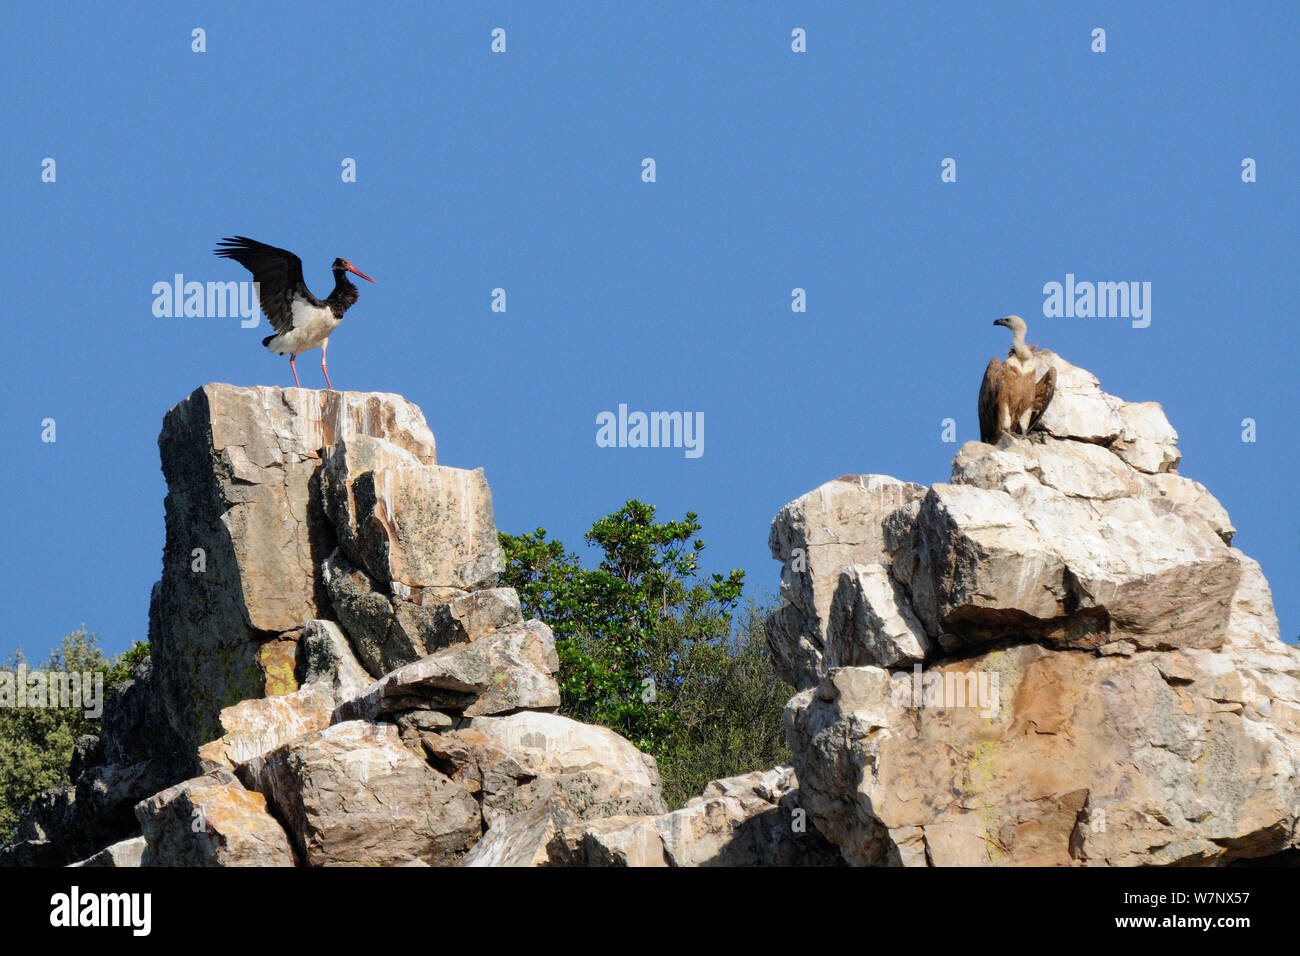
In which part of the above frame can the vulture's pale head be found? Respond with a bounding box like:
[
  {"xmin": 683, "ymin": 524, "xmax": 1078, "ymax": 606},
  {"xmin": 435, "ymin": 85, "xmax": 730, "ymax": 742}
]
[{"xmin": 994, "ymin": 314, "xmax": 1028, "ymax": 336}]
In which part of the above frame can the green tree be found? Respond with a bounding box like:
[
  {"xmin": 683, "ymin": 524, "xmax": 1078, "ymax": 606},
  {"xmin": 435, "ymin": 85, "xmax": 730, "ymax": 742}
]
[
  {"xmin": 500, "ymin": 501, "xmax": 791, "ymax": 806},
  {"xmin": 652, "ymin": 600, "xmax": 791, "ymax": 806},
  {"xmin": 0, "ymin": 630, "xmax": 148, "ymax": 840}
]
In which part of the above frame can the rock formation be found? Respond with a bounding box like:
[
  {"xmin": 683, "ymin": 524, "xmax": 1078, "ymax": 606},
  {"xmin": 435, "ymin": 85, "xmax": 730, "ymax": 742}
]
[
  {"xmin": 469, "ymin": 765, "xmax": 845, "ymax": 867},
  {"xmin": 8, "ymin": 349, "xmax": 1289, "ymax": 868},
  {"xmin": 767, "ymin": 351, "xmax": 1300, "ymax": 865},
  {"xmin": 3, "ymin": 384, "xmax": 821, "ymax": 867},
  {"xmin": 151, "ymin": 387, "xmax": 449, "ymax": 753}
]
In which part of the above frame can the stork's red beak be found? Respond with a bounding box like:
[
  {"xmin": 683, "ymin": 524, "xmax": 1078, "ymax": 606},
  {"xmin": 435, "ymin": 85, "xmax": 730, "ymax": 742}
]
[{"xmin": 347, "ymin": 263, "xmax": 376, "ymax": 283}]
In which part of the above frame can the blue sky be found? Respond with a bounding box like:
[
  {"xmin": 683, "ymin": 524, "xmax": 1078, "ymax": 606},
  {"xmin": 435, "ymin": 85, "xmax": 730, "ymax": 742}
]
[{"xmin": 1, "ymin": 1, "xmax": 1295, "ymax": 663}]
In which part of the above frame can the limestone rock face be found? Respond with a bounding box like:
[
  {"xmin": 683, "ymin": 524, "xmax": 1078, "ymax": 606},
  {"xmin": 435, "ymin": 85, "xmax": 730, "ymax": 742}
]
[
  {"xmin": 1033, "ymin": 351, "xmax": 1180, "ymax": 474},
  {"xmin": 13, "ymin": 363, "xmax": 1286, "ymax": 870},
  {"xmin": 69, "ymin": 836, "xmax": 147, "ymax": 868},
  {"xmin": 321, "ymin": 436, "xmax": 500, "ymax": 594},
  {"xmin": 767, "ymin": 353, "xmax": 1300, "ymax": 866},
  {"xmin": 197, "ymin": 684, "xmax": 336, "ymax": 771},
  {"xmin": 765, "ymin": 475, "xmax": 930, "ymax": 688},
  {"xmin": 239, "ymin": 721, "xmax": 481, "ymax": 866},
  {"xmin": 134, "ymin": 770, "xmax": 295, "ymax": 867},
  {"xmin": 459, "ymin": 712, "xmax": 668, "ymax": 821},
  {"xmin": 321, "ymin": 550, "xmax": 409, "ymax": 673},
  {"xmin": 140, "ymin": 386, "xmax": 645, "ymax": 867},
  {"xmin": 551, "ymin": 815, "xmax": 670, "ymax": 866},
  {"xmin": 97, "ymin": 656, "xmax": 190, "ymax": 775},
  {"xmin": 299, "ymin": 619, "xmax": 372, "ymax": 705},
  {"xmin": 334, "ymin": 620, "xmax": 560, "ymax": 722},
  {"xmin": 787, "ymin": 639, "xmax": 1300, "ymax": 866},
  {"xmin": 469, "ymin": 767, "xmax": 845, "ymax": 867},
  {"xmin": 460, "ymin": 797, "xmax": 580, "ymax": 867},
  {"xmin": 153, "ymin": 385, "xmax": 439, "ymax": 752},
  {"xmin": 323, "ymin": 549, "xmax": 523, "ymax": 678},
  {"xmin": 887, "ymin": 439, "xmax": 1246, "ymax": 653},
  {"xmin": 559, "ymin": 767, "xmax": 846, "ymax": 867},
  {"xmin": 5, "ymin": 385, "xmax": 682, "ymax": 870}
]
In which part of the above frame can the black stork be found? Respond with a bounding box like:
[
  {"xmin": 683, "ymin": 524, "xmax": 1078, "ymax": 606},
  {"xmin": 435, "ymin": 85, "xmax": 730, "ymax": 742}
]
[{"xmin": 214, "ymin": 236, "xmax": 376, "ymax": 389}]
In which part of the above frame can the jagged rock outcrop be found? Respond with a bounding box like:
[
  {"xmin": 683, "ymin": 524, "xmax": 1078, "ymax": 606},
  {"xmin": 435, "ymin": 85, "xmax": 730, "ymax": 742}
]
[
  {"xmin": 320, "ymin": 435, "xmax": 500, "ymax": 599},
  {"xmin": 197, "ymin": 683, "xmax": 337, "ymax": 771},
  {"xmin": 765, "ymin": 475, "xmax": 930, "ymax": 685},
  {"xmin": 69, "ymin": 836, "xmax": 146, "ymax": 868},
  {"xmin": 768, "ymin": 351, "xmax": 1300, "ymax": 866},
  {"xmin": 299, "ymin": 619, "xmax": 371, "ymax": 703},
  {"xmin": 450, "ymin": 712, "xmax": 667, "ymax": 823},
  {"xmin": 332, "ymin": 620, "xmax": 560, "ymax": 721},
  {"xmin": 558, "ymin": 766, "xmax": 844, "ymax": 866},
  {"xmin": 464, "ymin": 766, "xmax": 844, "ymax": 867},
  {"xmin": 238, "ymin": 721, "xmax": 481, "ymax": 866},
  {"xmin": 135, "ymin": 770, "xmax": 295, "ymax": 866},
  {"xmin": 152, "ymin": 386, "xmax": 446, "ymax": 754},
  {"xmin": 460, "ymin": 796, "xmax": 581, "ymax": 866},
  {"xmin": 132, "ymin": 384, "xmax": 633, "ymax": 866},
  {"xmin": 12, "ymin": 384, "xmax": 776, "ymax": 868},
  {"xmin": 22, "ymin": 359, "xmax": 1272, "ymax": 869}
]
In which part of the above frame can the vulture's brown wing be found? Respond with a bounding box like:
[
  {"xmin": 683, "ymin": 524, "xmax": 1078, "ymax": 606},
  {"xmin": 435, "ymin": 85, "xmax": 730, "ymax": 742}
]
[
  {"xmin": 978, "ymin": 358, "xmax": 1004, "ymax": 444},
  {"xmin": 1029, "ymin": 366, "xmax": 1056, "ymax": 432}
]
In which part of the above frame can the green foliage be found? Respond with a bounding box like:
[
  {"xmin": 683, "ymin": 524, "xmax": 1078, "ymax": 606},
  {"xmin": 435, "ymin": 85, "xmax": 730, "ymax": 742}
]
[
  {"xmin": 0, "ymin": 631, "xmax": 147, "ymax": 841},
  {"xmin": 650, "ymin": 601, "xmax": 792, "ymax": 807},
  {"xmin": 500, "ymin": 501, "xmax": 790, "ymax": 808},
  {"xmin": 103, "ymin": 640, "xmax": 150, "ymax": 691}
]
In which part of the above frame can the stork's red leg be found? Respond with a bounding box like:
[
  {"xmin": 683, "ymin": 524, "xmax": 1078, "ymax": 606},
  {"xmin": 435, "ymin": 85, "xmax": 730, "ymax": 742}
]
[
  {"xmin": 321, "ymin": 340, "xmax": 333, "ymax": 390},
  {"xmin": 289, "ymin": 353, "xmax": 301, "ymax": 388}
]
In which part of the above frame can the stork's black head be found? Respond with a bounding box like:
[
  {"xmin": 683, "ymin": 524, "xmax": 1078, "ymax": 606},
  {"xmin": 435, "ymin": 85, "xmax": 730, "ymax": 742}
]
[{"xmin": 332, "ymin": 258, "xmax": 376, "ymax": 283}]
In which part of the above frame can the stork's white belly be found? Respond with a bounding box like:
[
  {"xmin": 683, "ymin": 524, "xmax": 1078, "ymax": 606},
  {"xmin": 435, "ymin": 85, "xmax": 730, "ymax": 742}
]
[{"xmin": 265, "ymin": 300, "xmax": 339, "ymax": 355}]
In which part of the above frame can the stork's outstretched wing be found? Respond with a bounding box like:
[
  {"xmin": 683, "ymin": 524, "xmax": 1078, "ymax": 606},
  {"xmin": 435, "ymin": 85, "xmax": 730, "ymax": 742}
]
[
  {"xmin": 1029, "ymin": 366, "xmax": 1056, "ymax": 433},
  {"xmin": 214, "ymin": 236, "xmax": 311, "ymax": 335},
  {"xmin": 978, "ymin": 358, "xmax": 1004, "ymax": 444}
]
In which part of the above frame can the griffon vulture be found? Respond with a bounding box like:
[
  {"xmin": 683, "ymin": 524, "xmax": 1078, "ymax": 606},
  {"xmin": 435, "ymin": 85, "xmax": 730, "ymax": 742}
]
[{"xmin": 978, "ymin": 315, "xmax": 1056, "ymax": 444}]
